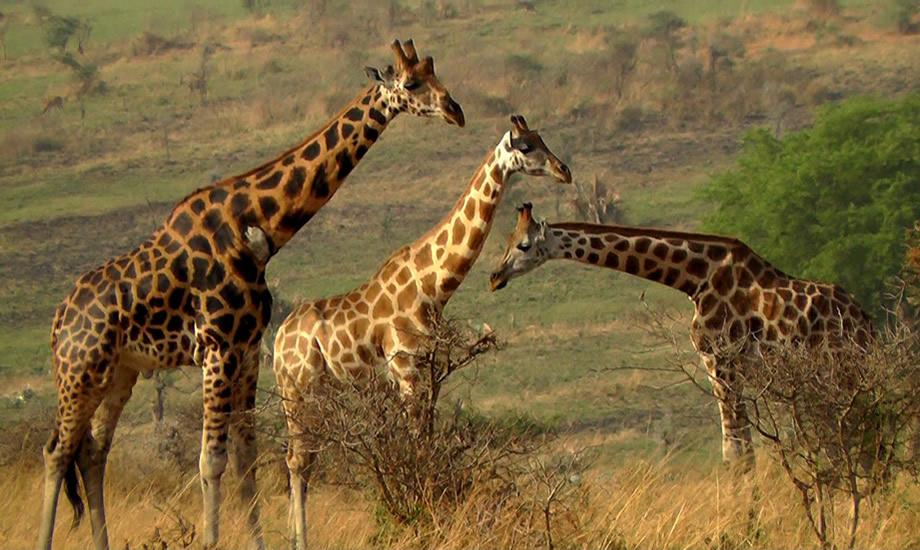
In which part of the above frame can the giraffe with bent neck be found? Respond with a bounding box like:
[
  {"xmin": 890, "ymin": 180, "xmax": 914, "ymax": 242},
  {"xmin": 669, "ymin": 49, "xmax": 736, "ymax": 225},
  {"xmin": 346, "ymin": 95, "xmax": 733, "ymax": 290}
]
[
  {"xmin": 490, "ymin": 204, "xmax": 873, "ymax": 467},
  {"xmin": 273, "ymin": 115, "xmax": 571, "ymax": 549},
  {"xmin": 38, "ymin": 39, "xmax": 464, "ymax": 550}
]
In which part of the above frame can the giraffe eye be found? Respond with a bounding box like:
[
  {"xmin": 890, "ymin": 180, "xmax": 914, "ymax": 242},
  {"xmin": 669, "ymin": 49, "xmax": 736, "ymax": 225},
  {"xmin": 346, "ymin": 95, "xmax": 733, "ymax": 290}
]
[
  {"xmin": 404, "ymin": 80, "xmax": 421, "ymax": 91},
  {"xmin": 517, "ymin": 242, "xmax": 532, "ymax": 252}
]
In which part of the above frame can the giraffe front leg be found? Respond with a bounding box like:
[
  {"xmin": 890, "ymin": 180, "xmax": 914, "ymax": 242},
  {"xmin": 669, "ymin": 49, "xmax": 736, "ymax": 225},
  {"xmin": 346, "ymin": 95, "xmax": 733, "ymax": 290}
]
[
  {"xmin": 199, "ymin": 346, "xmax": 238, "ymax": 549},
  {"xmin": 389, "ymin": 352, "xmax": 423, "ymax": 436},
  {"xmin": 75, "ymin": 366, "xmax": 139, "ymax": 550},
  {"xmin": 284, "ymin": 418, "xmax": 317, "ymax": 550},
  {"xmin": 703, "ymin": 355, "xmax": 754, "ymax": 469},
  {"xmin": 228, "ymin": 349, "xmax": 265, "ymax": 550}
]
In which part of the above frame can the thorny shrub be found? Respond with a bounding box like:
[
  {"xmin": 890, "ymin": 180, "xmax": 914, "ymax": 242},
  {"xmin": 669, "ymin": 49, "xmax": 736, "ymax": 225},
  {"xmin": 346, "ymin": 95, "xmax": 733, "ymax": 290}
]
[{"xmin": 286, "ymin": 318, "xmax": 591, "ymax": 547}]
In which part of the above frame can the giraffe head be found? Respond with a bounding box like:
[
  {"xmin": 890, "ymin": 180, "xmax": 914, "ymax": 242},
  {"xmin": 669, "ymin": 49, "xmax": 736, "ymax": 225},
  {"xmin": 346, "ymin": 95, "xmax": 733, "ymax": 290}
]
[
  {"xmin": 502, "ymin": 115, "xmax": 572, "ymax": 183},
  {"xmin": 489, "ymin": 202, "xmax": 550, "ymax": 291},
  {"xmin": 364, "ymin": 39, "xmax": 465, "ymax": 127}
]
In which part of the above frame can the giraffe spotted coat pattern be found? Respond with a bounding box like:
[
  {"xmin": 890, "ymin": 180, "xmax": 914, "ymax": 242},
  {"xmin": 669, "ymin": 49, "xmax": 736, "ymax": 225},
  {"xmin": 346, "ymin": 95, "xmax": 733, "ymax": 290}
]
[
  {"xmin": 490, "ymin": 204, "xmax": 873, "ymax": 466},
  {"xmin": 38, "ymin": 39, "xmax": 464, "ymax": 550},
  {"xmin": 272, "ymin": 115, "xmax": 571, "ymax": 550}
]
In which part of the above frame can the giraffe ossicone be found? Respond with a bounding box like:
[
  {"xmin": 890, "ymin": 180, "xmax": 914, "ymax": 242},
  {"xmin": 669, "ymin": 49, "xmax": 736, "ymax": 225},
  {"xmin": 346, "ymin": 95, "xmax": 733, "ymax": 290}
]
[
  {"xmin": 273, "ymin": 114, "xmax": 571, "ymax": 550},
  {"xmin": 38, "ymin": 38, "xmax": 464, "ymax": 550},
  {"xmin": 491, "ymin": 203, "xmax": 873, "ymax": 466}
]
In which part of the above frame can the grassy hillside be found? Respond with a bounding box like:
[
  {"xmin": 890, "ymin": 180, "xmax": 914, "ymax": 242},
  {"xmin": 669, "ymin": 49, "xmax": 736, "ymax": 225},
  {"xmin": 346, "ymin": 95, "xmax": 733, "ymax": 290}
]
[{"xmin": 1, "ymin": 0, "xmax": 919, "ymax": 547}]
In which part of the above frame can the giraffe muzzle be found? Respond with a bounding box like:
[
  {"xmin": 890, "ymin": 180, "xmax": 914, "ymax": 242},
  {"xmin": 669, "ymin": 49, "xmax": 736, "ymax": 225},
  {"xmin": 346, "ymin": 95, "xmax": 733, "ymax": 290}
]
[
  {"xmin": 489, "ymin": 271, "xmax": 508, "ymax": 291},
  {"xmin": 443, "ymin": 97, "xmax": 465, "ymax": 127}
]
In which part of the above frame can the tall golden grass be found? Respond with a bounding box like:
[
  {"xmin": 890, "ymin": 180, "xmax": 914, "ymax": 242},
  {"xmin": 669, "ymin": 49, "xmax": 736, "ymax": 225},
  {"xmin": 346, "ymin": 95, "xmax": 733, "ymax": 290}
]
[{"xmin": 4, "ymin": 446, "xmax": 918, "ymax": 549}]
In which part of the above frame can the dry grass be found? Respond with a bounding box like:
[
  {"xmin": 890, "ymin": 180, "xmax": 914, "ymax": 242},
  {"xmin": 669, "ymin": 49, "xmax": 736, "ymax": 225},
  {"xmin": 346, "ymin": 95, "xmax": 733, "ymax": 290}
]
[{"xmin": 3, "ymin": 446, "xmax": 920, "ymax": 549}]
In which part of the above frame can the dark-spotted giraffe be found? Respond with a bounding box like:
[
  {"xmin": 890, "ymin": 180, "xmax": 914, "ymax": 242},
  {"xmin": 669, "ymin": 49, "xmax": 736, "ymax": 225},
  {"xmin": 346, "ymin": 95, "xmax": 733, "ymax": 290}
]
[
  {"xmin": 490, "ymin": 204, "xmax": 873, "ymax": 467},
  {"xmin": 38, "ymin": 39, "xmax": 464, "ymax": 550},
  {"xmin": 272, "ymin": 116, "xmax": 571, "ymax": 549}
]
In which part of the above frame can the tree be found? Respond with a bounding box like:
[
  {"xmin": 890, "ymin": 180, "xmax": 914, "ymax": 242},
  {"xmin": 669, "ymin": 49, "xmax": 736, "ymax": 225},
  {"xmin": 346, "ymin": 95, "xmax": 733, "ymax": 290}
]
[
  {"xmin": 44, "ymin": 15, "xmax": 81, "ymax": 53},
  {"xmin": 701, "ymin": 94, "xmax": 920, "ymax": 314},
  {"xmin": 645, "ymin": 10, "xmax": 685, "ymax": 73},
  {"xmin": 0, "ymin": 13, "xmax": 11, "ymax": 60}
]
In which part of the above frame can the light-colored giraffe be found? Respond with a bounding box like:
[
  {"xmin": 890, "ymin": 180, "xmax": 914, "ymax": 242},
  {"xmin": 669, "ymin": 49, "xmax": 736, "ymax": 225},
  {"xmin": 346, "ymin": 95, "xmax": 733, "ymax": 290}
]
[
  {"xmin": 490, "ymin": 204, "xmax": 873, "ymax": 467},
  {"xmin": 38, "ymin": 39, "xmax": 464, "ymax": 550},
  {"xmin": 272, "ymin": 115, "xmax": 571, "ymax": 549}
]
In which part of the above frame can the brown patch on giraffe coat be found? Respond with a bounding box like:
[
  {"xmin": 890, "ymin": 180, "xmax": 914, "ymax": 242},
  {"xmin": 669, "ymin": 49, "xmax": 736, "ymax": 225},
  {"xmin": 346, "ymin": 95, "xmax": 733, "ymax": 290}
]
[
  {"xmin": 711, "ymin": 266, "xmax": 734, "ymax": 296},
  {"xmin": 749, "ymin": 287, "xmax": 761, "ymax": 311},
  {"xmin": 440, "ymin": 276, "xmax": 462, "ymax": 294},
  {"xmin": 356, "ymin": 345, "xmax": 374, "ymax": 364},
  {"xmin": 652, "ymin": 243, "xmax": 668, "ymax": 260},
  {"xmin": 734, "ymin": 266, "xmax": 753, "ymax": 287},
  {"xmin": 634, "ymin": 238, "xmax": 651, "ymax": 254},
  {"xmin": 762, "ymin": 292, "xmax": 780, "ymax": 321},
  {"xmin": 671, "ymin": 248, "xmax": 687, "ymax": 263},
  {"xmin": 463, "ymin": 198, "xmax": 476, "ymax": 221},
  {"xmin": 373, "ymin": 296, "xmax": 394, "ymax": 319},
  {"xmin": 397, "ymin": 283, "xmax": 418, "ymax": 310},
  {"xmin": 686, "ymin": 258, "xmax": 708, "ymax": 279},
  {"xmin": 758, "ymin": 269, "xmax": 777, "ymax": 288},
  {"xmin": 365, "ymin": 282, "xmax": 382, "ymax": 303},
  {"xmin": 468, "ymin": 227, "xmax": 485, "ymax": 251},
  {"xmin": 396, "ymin": 266, "xmax": 411, "ymax": 286},
  {"xmin": 443, "ymin": 252, "xmax": 473, "ymax": 276},
  {"xmin": 730, "ymin": 290, "xmax": 750, "ymax": 315},
  {"xmin": 707, "ymin": 246, "xmax": 728, "ymax": 261},
  {"xmin": 452, "ymin": 218, "xmax": 467, "ymax": 245},
  {"xmin": 414, "ymin": 244, "xmax": 433, "ymax": 271},
  {"xmin": 436, "ymin": 231, "xmax": 448, "ymax": 246},
  {"xmin": 704, "ymin": 303, "xmax": 730, "ymax": 331},
  {"xmin": 420, "ymin": 273, "xmax": 437, "ymax": 297},
  {"xmin": 379, "ymin": 261, "xmax": 399, "ymax": 283},
  {"xmin": 478, "ymin": 199, "xmax": 496, "ymax": 223},
  {"xmin": 698, "ymin": 293, "xmax": 719, "ymax": 316}
]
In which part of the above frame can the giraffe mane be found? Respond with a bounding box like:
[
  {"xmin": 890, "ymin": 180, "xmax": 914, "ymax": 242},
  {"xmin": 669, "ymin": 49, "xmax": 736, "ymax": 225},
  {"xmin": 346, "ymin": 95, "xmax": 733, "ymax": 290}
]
[
  {"xmin": 549, "ymin": 222, "xmax": 793, "ymax": 279},
  {"xmin": 550, "ymin": 222, "xmax": 744, "ymax": 247}
]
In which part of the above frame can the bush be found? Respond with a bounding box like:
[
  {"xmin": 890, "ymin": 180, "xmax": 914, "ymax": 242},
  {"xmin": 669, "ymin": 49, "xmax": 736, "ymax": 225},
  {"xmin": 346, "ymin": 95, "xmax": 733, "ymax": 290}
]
[
  {"xmin": 701, "ymin": 93, "xmax": 920, "ymax": 314},
  {"xmin": 738, "ymin": 329, "xmax": 920, "ymax": 549},
  {"xmin": 33, "ymin": 136, "xmax": 65, "ymax": 153},
  {"xmin": 286, "ymin": 319, "xmax": 589, "ymax": 546}
]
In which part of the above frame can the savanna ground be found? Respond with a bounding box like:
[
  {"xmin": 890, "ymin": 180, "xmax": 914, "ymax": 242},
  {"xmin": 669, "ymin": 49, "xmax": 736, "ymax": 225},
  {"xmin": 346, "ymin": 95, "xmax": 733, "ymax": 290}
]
[{"xmin": 1, "ymin": 0, "xmax": 920, "ymax": 548}]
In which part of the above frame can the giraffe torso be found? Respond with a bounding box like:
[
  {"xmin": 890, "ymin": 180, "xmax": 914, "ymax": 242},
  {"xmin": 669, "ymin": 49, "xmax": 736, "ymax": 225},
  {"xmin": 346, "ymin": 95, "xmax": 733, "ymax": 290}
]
[
  {"xmin": 51, "ymin": 218, "xmax": 272, "ymax": 386},
  {"xmin": 685, "ymin": 242, "xmax": 873, "ymax": 359}
]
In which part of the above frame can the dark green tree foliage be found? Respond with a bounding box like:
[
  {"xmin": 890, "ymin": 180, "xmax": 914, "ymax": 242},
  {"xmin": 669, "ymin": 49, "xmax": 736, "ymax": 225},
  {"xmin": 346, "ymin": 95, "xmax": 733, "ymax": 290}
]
[
  {"xmin": 702, "ymin": 94, "xmax": 920, "ymax": 314},
  {"xmin": 44, "ymin": 15, "xmax": 80, "ymax": 52}
]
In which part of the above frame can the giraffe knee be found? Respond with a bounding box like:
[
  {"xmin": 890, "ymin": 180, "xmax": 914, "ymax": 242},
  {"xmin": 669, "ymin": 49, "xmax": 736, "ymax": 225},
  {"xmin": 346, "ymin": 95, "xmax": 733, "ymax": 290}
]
[{"xmin": 200, "ymin": 446, "xmax": 229, "ymax": 480}]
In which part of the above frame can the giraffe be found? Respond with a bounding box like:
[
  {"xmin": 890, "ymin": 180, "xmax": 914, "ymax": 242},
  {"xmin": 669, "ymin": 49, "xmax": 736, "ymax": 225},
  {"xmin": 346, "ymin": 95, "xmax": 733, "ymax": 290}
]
[
  {"xmin": 38, "ymin": 39, "xmax": 464, "ymax": 550},
  {"xmin": 272, "ymin": 115, "xmax": 571, "ymax": 549},
  {"xmin": 489, "ymin": 203, "xmax": 873, "ymax": 467}
]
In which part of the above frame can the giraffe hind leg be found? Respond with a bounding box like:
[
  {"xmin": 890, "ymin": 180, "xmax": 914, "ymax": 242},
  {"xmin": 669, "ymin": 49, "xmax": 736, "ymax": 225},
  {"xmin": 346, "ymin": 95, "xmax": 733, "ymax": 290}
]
[
  {"xmin": 38, "ymin": 391, "xmax": 103, "ymax": 550},
  {"xmin": 75, "ymin": 365, "xmax": 139, "ymax": 550},
  {"xmin": 228, "ymin": 349, "xmax": 265, "ymax": 550}
]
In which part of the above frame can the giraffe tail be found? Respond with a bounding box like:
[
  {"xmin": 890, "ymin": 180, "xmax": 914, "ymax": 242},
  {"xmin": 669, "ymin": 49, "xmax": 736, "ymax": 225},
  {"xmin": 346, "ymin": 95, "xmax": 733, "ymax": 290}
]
[{"xmin": 63, "ymin": 442, "xmax": 85, "ymax": 529}]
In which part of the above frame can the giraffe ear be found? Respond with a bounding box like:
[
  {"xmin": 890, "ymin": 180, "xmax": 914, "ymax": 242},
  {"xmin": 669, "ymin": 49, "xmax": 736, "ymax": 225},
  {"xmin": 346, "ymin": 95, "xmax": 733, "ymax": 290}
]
[
  {"xmin": 365, "ymin": 65, "xmax": 396, "ymax": 87},
  {"xmin": 537, "ymin": 220, "xmax": 548, "ymax": 240}
]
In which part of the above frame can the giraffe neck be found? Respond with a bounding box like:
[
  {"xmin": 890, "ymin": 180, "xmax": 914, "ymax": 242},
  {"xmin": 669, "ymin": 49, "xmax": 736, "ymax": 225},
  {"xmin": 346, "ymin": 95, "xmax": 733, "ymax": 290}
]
[
  {"xmin": 414, "ymin": 132, "xmax": 517, "ymax": 305},
  {"xmin": 545, "ymin": 223, "xmax": 746, "ymax": 297},
  {"xmin": 165, "ymin": 83, "xmax": 399, "ymax": 256}
]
